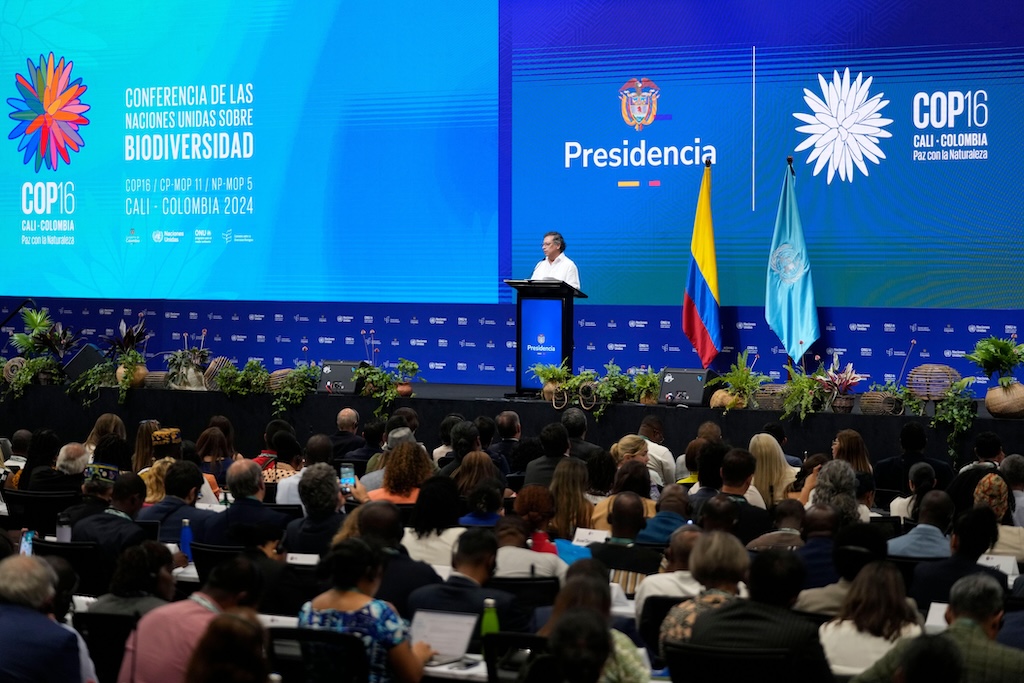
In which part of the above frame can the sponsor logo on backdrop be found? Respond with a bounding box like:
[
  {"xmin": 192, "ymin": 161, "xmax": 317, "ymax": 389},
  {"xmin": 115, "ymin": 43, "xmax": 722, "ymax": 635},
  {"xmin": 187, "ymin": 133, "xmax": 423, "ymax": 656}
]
[
  {"xmin": 968, "ymin": 324, "xmax": 990, "ymax": 333},
  {"xmin": 736, "ymin": 322, "xmax": 756, "ymax": 330},
  {"xmin": 884, "ymin": 323, "xmax": 896, "ymax": 332},
  {"xmin": 794, "ymin": 68, "xmax": 892, "ymax": 184},
  {"xmin": 1007, "ymin": 325, "xmax": 1018, "ymax": 335},
  {"xmin": 944, "ymin": 324, "xmax": 955, "ymax": 333},
  {"xmin": 457, "ymin": 317, "xmax": 468, "ymax": 326}
]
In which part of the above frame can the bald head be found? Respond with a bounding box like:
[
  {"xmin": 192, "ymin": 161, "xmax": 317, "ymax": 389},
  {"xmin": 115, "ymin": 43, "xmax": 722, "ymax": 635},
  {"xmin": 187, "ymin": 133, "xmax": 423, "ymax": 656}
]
[
  {"xmin": 336, "ymin": 408, "xmax": 359, "ymax": 433},
  {"xmin": 803, "ymin": 504, "xmax": 839, "ymax": 538},
  {"xmin": 610, "ymin": 491, "xmax": 646, "ymax": 540},
  {"xmin": 667, "ymin": 526, "xmax": 703, "ymax": 571},
  {"xmin": 226, "ymin": 459, "xmax": 263, "ymax": 499}
]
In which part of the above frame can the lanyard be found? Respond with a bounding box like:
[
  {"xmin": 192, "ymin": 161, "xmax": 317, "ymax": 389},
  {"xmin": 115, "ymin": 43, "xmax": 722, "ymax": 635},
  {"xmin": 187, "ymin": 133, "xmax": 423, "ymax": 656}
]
[{"xmin": 188, "ymin": 593, "xmax": 221, "ymax": 614}]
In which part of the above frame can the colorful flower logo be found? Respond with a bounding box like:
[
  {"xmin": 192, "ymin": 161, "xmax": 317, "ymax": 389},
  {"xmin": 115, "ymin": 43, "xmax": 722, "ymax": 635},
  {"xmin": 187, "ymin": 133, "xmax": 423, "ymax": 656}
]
[{"xmin": 8, "ymin": 53, "xmax": 91, "ymax": 172}]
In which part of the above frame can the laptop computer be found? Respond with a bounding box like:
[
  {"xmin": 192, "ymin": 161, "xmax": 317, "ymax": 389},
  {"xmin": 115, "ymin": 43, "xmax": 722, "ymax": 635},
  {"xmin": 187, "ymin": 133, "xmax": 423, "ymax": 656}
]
[
  {"xmin": 316, "ymin": 360, "xmax": 361, "ymax": 395},
  {"xmin": 410, "ymin": 610, "xmax": 479, "ymax": 666}
]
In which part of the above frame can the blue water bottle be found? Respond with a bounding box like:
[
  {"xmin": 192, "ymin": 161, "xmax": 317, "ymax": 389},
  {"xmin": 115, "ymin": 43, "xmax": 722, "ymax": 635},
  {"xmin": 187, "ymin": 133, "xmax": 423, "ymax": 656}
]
[{"xmin": 180, "ymin": 518, "xmax": 193, "ymax": 563}]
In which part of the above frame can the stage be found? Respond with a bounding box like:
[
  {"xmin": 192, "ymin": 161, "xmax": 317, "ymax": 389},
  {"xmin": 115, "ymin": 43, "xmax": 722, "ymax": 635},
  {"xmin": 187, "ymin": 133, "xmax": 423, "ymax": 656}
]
[{"xmin": 0, "ymin": 384, "xmax": 1018, "ymax": 470}]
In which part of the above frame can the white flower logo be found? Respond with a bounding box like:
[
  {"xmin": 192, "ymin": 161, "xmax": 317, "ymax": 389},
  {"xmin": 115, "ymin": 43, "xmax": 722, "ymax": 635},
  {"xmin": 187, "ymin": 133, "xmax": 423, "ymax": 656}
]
[{"xmin": 794, "ymin": 68, "xmax": 892, "ymax": 184}]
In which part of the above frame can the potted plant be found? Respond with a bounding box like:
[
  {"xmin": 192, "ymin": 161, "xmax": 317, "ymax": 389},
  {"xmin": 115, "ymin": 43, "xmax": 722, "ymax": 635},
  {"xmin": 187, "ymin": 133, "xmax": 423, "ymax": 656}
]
[
  {"xmin": 861, "ymin": 340, "xmax": 919, "ymax": 416},
  {"xmin": 564, "ymin": 369, "xmax": 599, "ymax": 412},
  {"xmin": 587, "ymin": 362, "xmax": 635, "ymax": 419},
  {"xmin": 68, "ymin": 359, "xmax": 117, "ymax": 407},
  {"xmin": 353, "ymin": 363, "xmax": 400, "ymax": 418},
  {"xmin": 813, "ymin": 354, "xmax": 866, "ymax": 413},
  {"xmin": 165, "ymin": 331, "xmax": 211, "ymax": 391},
  {"xmin": 9, "ymin": 307, "xmax": 53, "ymax": 358},
  {"xmin": 781, "ymin": 361, "xmax": 828, "ymax": 421},
  {"xmin": 6, "ymin": 356, "xmax": 63, "ymax": 399},
  {"xmin": 216, "ymin": 359, "xmax": 270, "ymax": 397},
  {"xmin": 101, "ymin": 315, "xmax": 152, "ymax": 389},
  {"xmin": 707, "ymin": 350, "xmax": 769, "ymax": 411},
  {"xmin": 965, "ymin": 336, "xmax": 1024, "ymax": 418},
  {"xmin": 393, "ymin": 357, "xmax": 425, "ymax": 397},
  {"xmin": 34, "ymin": 322, "xmax": 82, "ymax": 363},
  {"xmin": 633, "ymin": 367, "xmax": 662, "ymax": 405},
  {"xmin": 527, "ymin": 360, "xmax": 572, "ymax": 401},
  {"xmin": 114, "ymin": 349, "xmax": 145, "ymax": 403},
  {"xmin": 932, "ymin": 377, "xmax": 977, "ymax": 463},
  {"xmin": 271, "ymin": 362, "xmax": 321, "ymax": 416}
]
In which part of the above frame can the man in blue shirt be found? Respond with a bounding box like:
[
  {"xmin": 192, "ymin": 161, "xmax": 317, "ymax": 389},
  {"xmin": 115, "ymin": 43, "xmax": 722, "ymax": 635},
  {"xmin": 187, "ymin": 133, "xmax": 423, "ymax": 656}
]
[
  {"xmin": 636, "ymin": 484, "xmax": 689, "ymax": 545},
  {"xmin": 887, "ymin": 490, "xmax": 954, "ymax": 558}
]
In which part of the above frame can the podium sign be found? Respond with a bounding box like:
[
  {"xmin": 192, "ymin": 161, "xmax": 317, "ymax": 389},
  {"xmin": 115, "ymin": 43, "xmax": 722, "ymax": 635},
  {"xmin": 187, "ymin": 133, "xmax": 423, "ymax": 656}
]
[{"xmin": 505, "ymin": 279, "xmax": 587, "ymax": 394}]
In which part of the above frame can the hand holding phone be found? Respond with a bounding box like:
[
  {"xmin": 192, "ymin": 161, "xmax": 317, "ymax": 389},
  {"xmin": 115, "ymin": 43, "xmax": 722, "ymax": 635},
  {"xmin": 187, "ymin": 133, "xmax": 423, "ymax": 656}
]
[
  {"xmin": 19, "ymin": 529, "xmax": 35, "ymax": 556},
  {"xmin": 340, "ymin": 464, "xmax": 355, "ymax": 494}
]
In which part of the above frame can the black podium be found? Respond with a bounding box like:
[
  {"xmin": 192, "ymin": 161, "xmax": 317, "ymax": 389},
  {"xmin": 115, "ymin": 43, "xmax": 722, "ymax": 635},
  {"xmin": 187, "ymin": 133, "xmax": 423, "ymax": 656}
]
[{"xmin": 505, "ymin": 279, "xmax": 587, "ymax": 394}]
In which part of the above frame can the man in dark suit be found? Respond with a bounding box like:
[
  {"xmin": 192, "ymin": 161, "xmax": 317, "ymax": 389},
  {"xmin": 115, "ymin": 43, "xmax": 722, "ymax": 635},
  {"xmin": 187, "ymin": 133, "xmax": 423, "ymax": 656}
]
[
  {"xmin": 910, "ymin": 505, "xmax": 1008, "ymax": 612},
  {"xmin": 407, "ymin": 527, "xmax": 529, "ymax": 650},
  {"xmin": 688, "ymin": 549, "xmax": 833, "ymax": 680},
  {"xmin": 795, "ymin": 504, "xmax": 841, "ymax": 589},
  {"xmin": 873, "ymin": 421, "xmax": 955, "ymax": 498},
  {"xmin": 138, "ymin": 461, "xmax": 218, "ymax": 543},
  {"xmin": 561, "ymin": 408, "xmax": 603, "ymax": 462},
  {"xmin": 716, "ymin": 448, "xmax": 772, "ymax": 545},
  {"xmin": 344, "ymin": 419, "xmax": 386, "ymax": 462},
  {"xmin": 330, "ymin": 407, "xmax": 366, "ymax": 465},
  {"xmin": 28, "ymin": 442, "xmax": 88, "ymax": 493},
  {"xmin": 487, "ymin": 411, "xmax": 521, "ymax": 473},
  {"xmin": 71, "ymin": 471, "xmax": 147, "ymax": 560},
  {"xmin": 201, "ymin": 459, "xmax": 289, "ymax": 545},
  {"xmin": 524, "ymin": 423, "xmax": 580, "ymax": 488}
]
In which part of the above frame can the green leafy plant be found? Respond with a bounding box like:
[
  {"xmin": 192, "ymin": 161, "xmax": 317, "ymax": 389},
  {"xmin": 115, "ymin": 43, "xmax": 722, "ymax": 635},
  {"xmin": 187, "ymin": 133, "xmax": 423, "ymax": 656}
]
[
  {"xmin": 6, "ymin": 356, "xmax": 63, "ymax": 399},
  {"xmin": 354, "ymin": 364, "xmax": 400, "ymax": 417},
  {"xmin": 10, "ymin": 308, "xmax": 54, "ymax": 357},
  {"xmin": 216, "ymin": 359, "xmax": 270, "ymax": 397},
  {"xmin": 165, "ymin": 330, "xmax": 211, "ymax": 388},
  {"xmin": 931, "ymin": 377, "xmax": 977, "ymax": 462},
  {"xmin": 632, "ymin": 367, "xmax": 662, "ymax": 402},
  {"xmin": 527, "ymin": 360, "xmax": 573, "ymax": 385},
  {"xmin": 813, "ymin": 353, "xmax": 867, "ymax": 408},
  {"xmin": 101, "ymin": 315, "xmax": 151, "ymax": 357},
  {"xmin": 868, "ymin": 380, "xmax": 925, "ymax": 416},
  {"xmin": 965, "ymin": 336, "xmax": 1024, "ymax": 388},
  {"xmin": 68, "ymin": 359, "xmax": 117, "ymax": 407},
  {"xmin": 707, "ymin": 350, "xmax": 770, "ymax": 409},
  {"xmin": 115, "ymin": 348, "xmax": 145, "ymax": 404},
  {"xmin": 781, "ymin": 361, "xmax": 828, "ymax": 421},
  {"xmin": 271, "ymin": 362, "xmax": 321, "ymax": 416},
  {"xmin": 394, "ymin": 358, "xmax": 425, "ymax": 385}
]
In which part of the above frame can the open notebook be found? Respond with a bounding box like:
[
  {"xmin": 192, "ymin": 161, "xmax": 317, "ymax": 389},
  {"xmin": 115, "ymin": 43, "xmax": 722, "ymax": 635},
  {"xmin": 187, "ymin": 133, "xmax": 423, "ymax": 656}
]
[{"xmin": 409, "ymin": 610, "xmax": 479, "ymax": 666}]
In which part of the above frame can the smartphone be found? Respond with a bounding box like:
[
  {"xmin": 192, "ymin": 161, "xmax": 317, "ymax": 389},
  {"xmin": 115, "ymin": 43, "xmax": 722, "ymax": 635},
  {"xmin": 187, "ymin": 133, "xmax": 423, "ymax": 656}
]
[
  {"xmin": 339, "ymin": 464, "xmax": 355, "ymax": 494},
  {"xmin": 19, "ymin": 529, "xmax": 35, "ymax": 556}
]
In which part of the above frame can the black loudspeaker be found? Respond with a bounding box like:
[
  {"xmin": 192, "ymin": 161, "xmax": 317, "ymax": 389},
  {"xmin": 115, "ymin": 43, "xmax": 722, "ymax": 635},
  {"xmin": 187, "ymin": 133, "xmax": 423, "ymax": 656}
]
[
  {"xmin": 658, "ymin": 367, "xmax": 718, "ymax": 407},
  {"xmin": 316, "ymin": 360, "xmax": 362, "ymax": 395},
  {"xmin": 63, "ymin": 343, "xmax": 105, "ymax": 381}
]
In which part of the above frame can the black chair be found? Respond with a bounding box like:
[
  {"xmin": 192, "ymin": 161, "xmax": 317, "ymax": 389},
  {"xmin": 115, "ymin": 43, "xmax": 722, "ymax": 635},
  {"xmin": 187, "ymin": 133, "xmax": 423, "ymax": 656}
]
[
  {"xmin": 482, "ymin": 632, "xmax": 549, "ymax": 683},
  {"xmin": 32, "ymin": 538, "xmax": 109, "ymax": 596},
  {"xmin": 263, "ymin": 482, "xmax": 278, "ymax": 504},
  {"xmin": 267, "ymin": 626, "xmax": 369, "ymax": 683},
  {"xmin": 505, "ymin": 474, "xmax": 525, "ymax": 493},
  {"xmin": 265, "ymin": 503, "xmax": 305, "ymax": 522},
  {"xmin": 73, "ymin": 611, "xmax": 140, "ymax": 683},
  {"xmin": 135, "ymin": 519, "xmax": 160, "ymax": 541},
  {"xmin": 664, "ymin": 641, "xmax": 789, "ymax": 683},
  {"xmin": 339, "ymin": 460, "xmax": 368, "ymax": 478},
  {"xmin": 396, "ymin": 504, "xmax": 417, "ymax": 527},
  {"xmin": 889, "ymin": 555, "xmax": 941, "ymax": 595},
  {"xmin": 874, "ymin": 488, "xmax": 902, "ymax": 510},
  {"xmin": 1, "ymin": 489, "xmax": 81, "ymax": 535},
  {"xmin": 869, "ymin": 515, "xmax": 904, "ymax": 540},
  {"xmin": 638, "ymin": 595, "xmax": 687, "ymax": 668},
  {"xmin": 189, "ymin": 541, "xmax": 244, "ymax": 585},
  {"xmin": 485, "ymin": 577, "xmax": 560, "ymax": 611}
]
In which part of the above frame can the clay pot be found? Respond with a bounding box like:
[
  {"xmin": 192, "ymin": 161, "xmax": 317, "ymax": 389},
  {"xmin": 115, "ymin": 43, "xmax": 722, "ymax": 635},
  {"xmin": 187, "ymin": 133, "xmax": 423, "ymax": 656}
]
[
  {"xmin": 396, "ymin": 382, "xmax": 414, "ymax": 397},
  {"xmin": 985, "ymin": 383, "xmax": 1024, "ymax": 419},
  {"xmin": 116, "ymin": 364, "xmax": 149, "ymax": 388}
]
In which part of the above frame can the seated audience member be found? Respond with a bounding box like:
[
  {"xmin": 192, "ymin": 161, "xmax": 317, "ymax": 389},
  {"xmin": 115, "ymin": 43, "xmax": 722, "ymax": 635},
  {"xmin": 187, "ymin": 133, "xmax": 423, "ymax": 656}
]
[
  {"xmin": 635, "ymin": 483, "xmax": 689, "ymax": 545},
  {"xmin": 196, "ymin": 426, "xmax": 232, "ymax": 489},
  {"xmin": 0, "ymin": 555, "xmax": 82, "ymax": 682},
  {"xmin": 588, "ymin": 491, "xmax": 664, "ymax": 596},
  {"xmin": 280, "ymin": 462, "xmax": 346, "ymax": 556},
  {"xmin": 610, "ymin": 434, "xmax": 650, "ymax": 470},
  {"xmin": 202, "ymin": 459, "xmax": 289, "ymax": 545},
  {"xmin": 357, "ymin": 501, "xmax": 443, "ymax": 618},
  {"xmin": 638, "ymin": 415, "xmax": 676, "ymax": 490},
  {"xmin": 591, "ymin": 460, "xmax": 658, "ymax": 531},
  {"xmin": 119, "ymin": 556, "xmax": 263, "ymax": 683},
  {"xmin": 545, "ymin": 607, "xmax": 613, "ymax": 683},
  {"xmin": 62, "ymin": 462, "xmax": 117, "ymax": 525},
  {"xmin": 83, "ymin": 413, "xmax": 127, "ymax": 461},
  {"xmin": 299, "ymin": 538, "xmax": 433, "ymax": 683},
  {"xmin": 431, "ymin": 413, "xmax": 464, "ymax": 465},
  {"xmin": 586, "ymin": 450, "xmax": 618, "ymax": 504},
  {"xmin": 493, "ymin": 516, "xmax": 568, "ymax": 584},
  {"xmin": 489, "ymin": 410, "xmax": 521, "ymax": 470},
  {"xmin": 514, "ymin": 484, "xmax": 560, "ymax": 554},
  {"xmin": 746, "ymin": 498, "xmax": 806, "ymax": 552},
  {"xmin": 854, "ymin": 574, "xmax": 1024, "ymax": 682},
  {"xmin": 474, "ymin": 416, "xmax": 501, "ymax": 468},
  {"xmin": 887, "ymin": 490, "xmax": 954, "ymax": 558},
  {"xmin": 329, "ymin": 407, "xmax": 366, "ymax": 464},
  {"xmin": 562, "ymin": 407, "xmax": 603, "ymax": 463},
  {"xmin": 688, "ymin": 549, "xmax": 833, "ymax": 680},
  {"xmin": 71, "ymin": 471, "xmax": 148, "ymax": 561},
  {"xmin": 408, "ymin": 528, "xmax": 530, "ymax": 646},
  {"xmin": 796, "ymin": 504, "xmax": 842, "ymax": 589},
  {"xmin": 276, "ymin": 433, "xmax": 333, "ymax": 506},
  {"xmin": 254, "ymin": 418, "xmax": 296, "ymax": 465},
  {"xmin": 873, "ymin": 421, "xmax": 954, "ymax": 496},
  {"xmin": 451, "ymin": 450, "xmax": 499, "ymax": 498},
  {"xmin": 819, "ymin": 561, "xmax": 922, "ymax": 676},
  {"xmin": 890, "ymin": 462, "xmax": 938, "ymax": 521},
  {"xmin": 458, "ymin": 479, "xmax": 504, "ymax": 527},
  {"xmin": 436, "ymin": 419, "xmax": 478, "ymax": 475},
  {"xmin": 363, "ymin": 425, "xmax": 418, "ymax": 491},
  {"xmin": 857, "ymin": 472, "xmax": 883, "ymax": 518},
  {"xmin": 29, "ymin": 441, "xmax": 89, "ymax": 492},
  {"xmin": 788, "ymin": 453, "xmax": 830, "ymax": 501},
  {"xmin": 715, "ymin": 448, "xmax": 772, "ymax": 543},
  {"xmin": 508, "ymin": 436, "xmax": 544, "ymax": 477},
  {"xmin": 137, "ymin": 460, "xmax": 218, "ymax": 542},
  {"xmin": 974, "ymin": 472, "xmax": 1024, "ymax": 562},
  {"xmin": 44, "ymin": 555, "xmax": 99, "ymax": 683},
  {"xmin": 909, "ymin": 505, "xmax": 1007, "ymax": 612},
  {"xmin": 659, "ymin": 530, "xmax": 748, "ymax": 649},
  {"xmin": 890, "ymin": 633, "xmax": 964, "ymax": 683},
  {"xmin": 749, "ymin": 432, "xmax": 798, "ymax": 506},
  {"xmin": 946, "ymin": 431, "xmax": 1006, "ymax": 520},
  {"xmin": 794, "ymin": 522, "xmax": 891, "ymax": 616},
  {"xmin": 90, "ymin": 541, "xmax": 176, "ymax": 616},
  {"xmin": 524, "ymin": 422, "xmax": 578, "ymax": 488},
  {"xmin": 184, "ymin": 608, "xmax": 269, "ymax": 683},
  {"xmin": 262, "ymin": 430, "xmax": 303, "ymax": 484},
  {"xmin": 803, "ymin": 458, "xmax": 864, "ymax": 526},
  {"xmin": 16, "ymin": 428, "xmax": 62, "ymax": 490},
  {"xmin": 684, "ymin": 440, "xmax": 728, "ymax": 516},
  {"xmin": 538, "ymin": 579, "xmax": 648, "ymax": 683},
  {"xmin": 675, "ymin": 437, "xmax": 706, "ymax": 487},
  {"xmin": 549, "ymin": 458, "xmax": 595, "ymax": 540},
  {"xmin": 368, "ymin": 441, "xmax": 433, "ymax": 504},
  {"xmin": 1001, "ymin": 454, "xmax": 1024, "ymax": 528},
  {"xmin": 92, "ymin": 433, "xmax": 134, "ymax": 473},
  {"xmin": 762, "ymin": 421, "xmax": 802, "ymax": 468},
  {"xmin": 142, "ymin": 457, "xmax": 176, "ymax": 505},
  {"xmin": 697, "ymin": 493, "xmax": 739, "ymax": 534},
  {"xmin": 206, "ymin": 415, "xmax": 243, "ymax": 460},
  {"xmin": 346, "ymin": 419, "xmax": 387, "ymax": 463},
  {"xmin": 402, "ymin": 476, "xmax": 466, "ymax": 565},
  {"xmin": 634, "ymin": 525, "xmax": 704, "ymax": 620}
]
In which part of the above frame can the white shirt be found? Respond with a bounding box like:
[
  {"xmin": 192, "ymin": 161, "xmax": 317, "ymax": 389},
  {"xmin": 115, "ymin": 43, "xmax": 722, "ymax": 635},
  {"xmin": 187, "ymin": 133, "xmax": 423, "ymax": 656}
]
[
  {"xmin": 276, "ymin": 469, "xmax": 303, "ymax": 505},
  {"xmin": 633, "ymin": 569, "xmax": 703, "ymax": 621},
  {"xmin": 890, "ymin": 495, "xmax": 913, "ymax": 520},
  {"xmin": 819, "ymin": 619, "xmax": 921, "ymax": 675},
  {"xmin": 401, "ymin": 527, "xmax": 467, "ymax": 566},
  {"xmin": 531, "ymin": 253, "xmax": 580, "ymax": 290},
  {"xmin": 642, "ymin": 439, "xmax": 675, "ymax": 488},
  {"xmin": 1014, "ymin": 490, "xmax": 1024, "ymax": 527},
  {"xmin": 495, "ymin": 546, "xmax": 568, "ymax": 584}
]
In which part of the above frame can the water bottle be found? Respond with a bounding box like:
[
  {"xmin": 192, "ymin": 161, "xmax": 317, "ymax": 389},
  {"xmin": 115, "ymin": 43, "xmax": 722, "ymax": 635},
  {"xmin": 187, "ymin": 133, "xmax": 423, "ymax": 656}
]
[
  {"xmin": 56, "ymin": 512, "xmax": 72, "ymax": 543},
  {"xmin": 180, "ymin": 518, "xmax": 193, "ymax": 563},
  {"xmin": 480, "ymin": 598, "xmax": 500, "ymax": 637}
]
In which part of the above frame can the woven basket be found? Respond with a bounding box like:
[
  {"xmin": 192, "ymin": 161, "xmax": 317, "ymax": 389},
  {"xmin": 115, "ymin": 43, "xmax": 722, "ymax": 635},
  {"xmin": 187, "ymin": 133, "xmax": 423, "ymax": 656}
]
[
  {"xmin": 3, "ymin": 357, "xmax": 25, "ymax": 383},
  {"xmin": 144, "ymin": 371, "xmax": 168, "ymax": 389},
  {"xmin": 831, "ymin": 394, "xmax": 855, "ymax": 413},
  {"xmin": 204, "ymin": 356, "xmax": 232, "ymax": 390},
  {"xmin": 985, "ymin": 384, "xmax": 1024, "ymax": 419},
  {"xmin": 907, "ymin": 364, "xmax": 961, "ymax": 401},
  {"xmin": 754, "ymin": 384, "xmax": 786, "ymax": 411},
  {"xmin": 710, "ymin": 389, "xmax": 746, "ymax": 410},
  {"xmin": 266, "ymin": 368, "xmax": 292, "ymax": 392},
  {"xmin": 860, "ymin": 391, "xmax": 904, "ymax": 416}
]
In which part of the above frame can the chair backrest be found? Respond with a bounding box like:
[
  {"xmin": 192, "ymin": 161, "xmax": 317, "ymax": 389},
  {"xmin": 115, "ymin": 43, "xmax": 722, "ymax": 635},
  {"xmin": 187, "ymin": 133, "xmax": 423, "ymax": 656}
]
[
  {"xmin": 265, "ymin": 503, "xmax": 305, "ymax": 522},
  {"xmin": 639, "ymin": 595, "xmax": 687, "ymax": 667},
  {"xmin": 664, "ymin": 641, "xmax": 790, "ymax": 683},
  {"xmin": 485, "ymin": 577, "xmax": 560, "ymax": 611},
  {"xmin": 32, "ymin": 538, "xmax": 109, "ymax": 596},
  {"xmin": 267, "ymin": 626, "xmax": 369, "ymax": 683},
  {"xmin": 2, "ymin": 489, "xmax": 81, "ymax": 535},
  {"xmin": 875, "ymin": 488, "xmax": 902, "ymax": 510},
  {"xmin": 889, "ymin": 555, "xmax": 941, "ymax": 594},
  {"xmin": 189, "ymin": 542, "xmax": 244, "ymax": 585},
  {"xmin": 73, "ymin": 611, "xmax": 139, "ymax": 683},
  {"xmin": 505, "ymin": 474, "xmax": 525, "ymax": 493},
  {"xmin": 869, "ymin": 515, "xmax": 904, "ymax": 540},
  {"xmin": 135, "ymin": 519, "xmax": 160, "ymax": 541},
  {"xmin": 263, "ymin": 482, "xmax": 278, "ymax": 504},
  {"xmin": 482, "ymin": 632, "xmax": 549, "ymax": 683}
]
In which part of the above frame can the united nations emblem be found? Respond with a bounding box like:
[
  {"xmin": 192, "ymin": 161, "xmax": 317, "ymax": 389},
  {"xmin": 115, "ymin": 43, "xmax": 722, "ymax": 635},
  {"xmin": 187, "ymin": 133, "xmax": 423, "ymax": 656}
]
[
  {"xmin": 769, "ymin": 244, "xmax": 809, "ymax": 285},
  {"xmin": 619, "ymin": 78, "xmax": 660, "ymax": 131}
]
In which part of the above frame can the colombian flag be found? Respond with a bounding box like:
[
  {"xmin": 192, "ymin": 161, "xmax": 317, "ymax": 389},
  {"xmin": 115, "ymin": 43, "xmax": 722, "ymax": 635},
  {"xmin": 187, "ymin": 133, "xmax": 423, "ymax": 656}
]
[{"xmin": 682, "ymin": 161, "xmax": 721, "ymax": 368}]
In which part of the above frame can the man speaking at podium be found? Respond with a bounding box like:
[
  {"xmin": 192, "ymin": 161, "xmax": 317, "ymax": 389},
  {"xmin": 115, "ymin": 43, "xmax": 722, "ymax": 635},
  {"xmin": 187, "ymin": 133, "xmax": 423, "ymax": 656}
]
[{"xmin": 531, "ymin": 231, "xmax": 581, "ymax": 290}]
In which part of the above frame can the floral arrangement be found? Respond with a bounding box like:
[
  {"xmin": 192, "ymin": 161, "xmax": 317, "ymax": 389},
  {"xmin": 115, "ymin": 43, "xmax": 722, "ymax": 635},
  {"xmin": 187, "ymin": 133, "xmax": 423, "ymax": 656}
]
[{"xmin": 814, "ymin": 354, "xmax": 866, "ymax": 399}]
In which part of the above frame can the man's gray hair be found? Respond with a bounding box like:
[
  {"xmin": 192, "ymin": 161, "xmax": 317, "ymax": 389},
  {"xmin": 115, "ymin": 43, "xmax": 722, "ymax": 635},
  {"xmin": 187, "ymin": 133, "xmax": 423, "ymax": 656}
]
[
  {"xmin": 948, "ymin": 573, "xmax": 1004, "ymax": 620},
  {"xmin": 226, "ymin": 459, "xmax": 262, "ymax": 498},
  {"xmin": 55, "ymin": 442, "xmax": 87, "ymax": 475},
  {"xmin": 1000, "ymin": 454, "xmax": 1024, "ymax": 488},
  {"xmin": 0, "ymin": 555, "xmax": 56, "ymax": 610},
  {"xmin": 560, "ymin": 407, "xmax": 587, "ymax": 438},
  {"xmin": 299, "ymin": 462, "xmax": 340, "ymax": 517}
]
